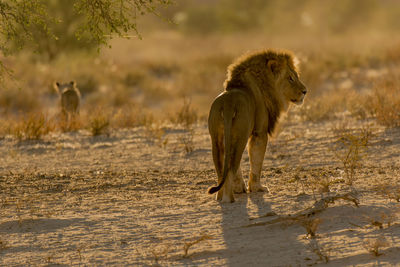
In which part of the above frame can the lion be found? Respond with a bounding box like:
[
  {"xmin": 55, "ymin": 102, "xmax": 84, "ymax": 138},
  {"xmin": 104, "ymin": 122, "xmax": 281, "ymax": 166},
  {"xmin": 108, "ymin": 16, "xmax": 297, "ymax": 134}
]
[
  {"xmin": 207, "ymin": 49, "xmax": 307, "ymax": 202},
  {"xmin": 54, "ymin": 81, "xmax": 81, "ymax": 120}
]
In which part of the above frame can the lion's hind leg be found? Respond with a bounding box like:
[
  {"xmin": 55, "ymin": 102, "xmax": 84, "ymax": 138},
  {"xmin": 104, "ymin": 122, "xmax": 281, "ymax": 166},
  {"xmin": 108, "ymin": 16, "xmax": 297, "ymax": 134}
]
[
  {"xmin": 221, "ymin": 127, "xmax": 250, "ymax": 202},
  {"xmin": 209, "ymin": 101, "xmax": 225, "ymax": 201},
  {"xmin": 233, "ymin": 164, "xmax": 246, "ymax": 193},
  {"xmin": 212, "ymin": 118, "xmax": 249, "ymax": 203},
  {"xmin": 211, "ymin": 131, "xmax": 225, "ymax": 201}
]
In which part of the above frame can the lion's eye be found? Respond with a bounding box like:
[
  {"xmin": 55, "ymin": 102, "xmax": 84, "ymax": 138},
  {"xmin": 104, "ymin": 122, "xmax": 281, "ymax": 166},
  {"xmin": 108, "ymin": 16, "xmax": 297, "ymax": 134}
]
[{"xmin": 288, "ymin": 76, "xmax": 294, "ymax": 83}]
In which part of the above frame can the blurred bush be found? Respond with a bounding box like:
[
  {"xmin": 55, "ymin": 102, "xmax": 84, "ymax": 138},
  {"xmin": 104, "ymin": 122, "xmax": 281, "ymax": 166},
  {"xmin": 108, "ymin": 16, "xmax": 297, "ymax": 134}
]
[
  {"xmin": 10, "ymin": 0, "xmax": 97, "ymax": 60},
  {"xmin": 2, "ymin": 0, "xmax": 171, "ymax": 61},
  {"xmin": 171, "ymin": 0, "xmax": 400, "ymax": 35}
]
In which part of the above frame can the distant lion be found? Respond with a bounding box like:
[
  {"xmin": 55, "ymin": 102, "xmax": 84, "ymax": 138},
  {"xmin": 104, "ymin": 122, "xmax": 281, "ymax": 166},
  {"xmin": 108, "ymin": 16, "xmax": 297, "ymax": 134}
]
[
  {"xmin": 54, "ymin": 81, "xmax": 81, "ymax": 120},
  {"xmin": 208, "ymin": 49, "xmax": 307, "ymax": 202}
]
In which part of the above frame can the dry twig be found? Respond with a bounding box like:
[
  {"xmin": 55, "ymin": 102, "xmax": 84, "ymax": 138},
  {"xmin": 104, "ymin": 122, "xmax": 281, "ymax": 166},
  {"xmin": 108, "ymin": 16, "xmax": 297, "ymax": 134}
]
[{"xmin": 243, "ymin": 192, "xmax": 359, "ymax": 228}]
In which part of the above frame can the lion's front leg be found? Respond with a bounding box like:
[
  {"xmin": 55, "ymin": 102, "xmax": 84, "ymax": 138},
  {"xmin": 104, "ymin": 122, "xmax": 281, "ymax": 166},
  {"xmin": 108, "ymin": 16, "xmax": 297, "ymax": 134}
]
[
  {"xmin": 233, "ymin": 164, "xmax": 246, "ymax": 193},
  {"xmin": 248, "ymin": 133, "xmax": 269, "ymax": 193}
]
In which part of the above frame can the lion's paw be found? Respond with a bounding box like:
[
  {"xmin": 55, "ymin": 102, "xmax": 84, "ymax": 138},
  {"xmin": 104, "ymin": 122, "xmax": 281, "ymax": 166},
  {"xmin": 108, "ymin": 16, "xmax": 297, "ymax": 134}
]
[
  {"xmin": 233, "ymin": 181, "xmax": 247, "ymax": 194},
  {"xmin": 248, "ymin": 183, "xmax": 269, "ymax": 193}
]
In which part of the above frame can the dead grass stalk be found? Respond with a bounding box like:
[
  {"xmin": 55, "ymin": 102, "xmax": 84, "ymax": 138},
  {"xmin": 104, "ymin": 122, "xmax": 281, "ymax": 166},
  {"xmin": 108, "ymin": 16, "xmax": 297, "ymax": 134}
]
[{"xmin": 182, "ymin": 233, "xmax": 212, "ymax": 258}]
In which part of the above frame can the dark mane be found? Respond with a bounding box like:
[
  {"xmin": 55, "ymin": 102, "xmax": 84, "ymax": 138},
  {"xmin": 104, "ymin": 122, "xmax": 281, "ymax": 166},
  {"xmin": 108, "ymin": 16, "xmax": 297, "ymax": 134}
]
[
  {"xmin": 223, "ymin": 49, "xmax": 297, "ymax": 135},
  {"xmin": 224, "ymin": 49, "xmax": 296, "ymax": 90}
]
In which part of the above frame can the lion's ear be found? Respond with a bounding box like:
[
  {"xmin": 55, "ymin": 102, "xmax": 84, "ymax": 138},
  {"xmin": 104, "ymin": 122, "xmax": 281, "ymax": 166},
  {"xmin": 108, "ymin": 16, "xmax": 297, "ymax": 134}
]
[{"xmin": 267, "ymin": 59, "xmax": 281, "ymax": 75}]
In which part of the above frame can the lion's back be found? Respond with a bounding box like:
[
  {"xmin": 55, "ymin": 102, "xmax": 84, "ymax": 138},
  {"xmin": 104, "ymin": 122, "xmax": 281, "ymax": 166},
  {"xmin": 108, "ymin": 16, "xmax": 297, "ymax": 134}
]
[{"xmin": 61, "ymin": 89, "xmax": 80, "ymax": 113}]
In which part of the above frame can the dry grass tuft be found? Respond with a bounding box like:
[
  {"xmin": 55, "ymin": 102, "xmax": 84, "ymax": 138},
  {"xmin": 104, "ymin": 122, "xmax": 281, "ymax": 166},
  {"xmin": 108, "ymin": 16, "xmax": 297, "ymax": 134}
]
[
  {"xmin": 363, "ymin": 211, "xmax": 398, "ymax": 229},
  {"xmin": 144, "ymin": 120, "xmax": 165, "ymax": 145},
  {"xmin": 369, "ymin": 74, "xmax": 400, "ymax": 127},
  {"xmin": 179, "ymin": 128, "xmax": 195, "ymax": 154},
  {"xmin": 150, "ymin": 245, "xmax": 170, "ymax": 266},
  {"xmin": 289, "ymin": 173, "xmax": 307, "ymax": 195},
  {"xmin": 309, "ymin": 171, "xmax": 336, "ymax": 194},
  {"xmin": 363, "ymin": 236, "xmax": 389, "ymax": 257},
  {"xmin": 89, "ymin": 109, "xmax": 110, "ymax": 136},
  {"xmin": 171, "ymin": 98, "xmax": 198, "ymax": 128},
  {"xmin": 0, "ymin": 117, "xmax": 12, "ymax": 137},
  {"xmin": 11, "ymin": 112, "xmax": 55, "ymax": 140},
  {"xmin": 58, "ymin": 113, "xmax": 82, "ymax": 132},
  {"xmin": 298, "ymin": 217, "xmax": 322, "ymax": 239}
]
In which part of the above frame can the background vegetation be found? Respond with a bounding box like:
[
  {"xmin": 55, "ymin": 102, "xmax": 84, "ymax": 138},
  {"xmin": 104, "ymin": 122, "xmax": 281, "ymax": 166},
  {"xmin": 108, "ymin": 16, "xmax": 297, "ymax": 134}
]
[{"xmin": 1, "ymin": 0, "xmax": 400, "ymax": 137}]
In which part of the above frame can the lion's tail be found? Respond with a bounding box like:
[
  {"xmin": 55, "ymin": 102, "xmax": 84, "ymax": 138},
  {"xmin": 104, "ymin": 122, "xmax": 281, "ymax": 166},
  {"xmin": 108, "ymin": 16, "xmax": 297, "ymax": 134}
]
[{"xmin": 208, "ymin": 99, "xmax": 235, "ymax": 194}]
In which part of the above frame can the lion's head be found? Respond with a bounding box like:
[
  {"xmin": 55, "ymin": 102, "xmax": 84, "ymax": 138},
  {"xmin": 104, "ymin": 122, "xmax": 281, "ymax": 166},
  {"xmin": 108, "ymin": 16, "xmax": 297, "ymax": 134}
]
[
  {"xmin": 224, "ymin": 49, "xmax": 307, "ymax": 108},
  {"xmin": 54, "ymin": 81, "xmax": 78, "ymax": 94},
  {"xmin": 267, "ymin": 54, "xmax": 307, "ymax": 106}
]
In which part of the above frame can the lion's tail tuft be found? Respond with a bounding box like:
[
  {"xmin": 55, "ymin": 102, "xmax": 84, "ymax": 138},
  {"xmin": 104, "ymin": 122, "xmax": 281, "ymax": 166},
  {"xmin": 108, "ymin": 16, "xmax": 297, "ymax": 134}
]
[{"xmin": 207, "ymin": 185, "xmax": 222, "ymax": 194}]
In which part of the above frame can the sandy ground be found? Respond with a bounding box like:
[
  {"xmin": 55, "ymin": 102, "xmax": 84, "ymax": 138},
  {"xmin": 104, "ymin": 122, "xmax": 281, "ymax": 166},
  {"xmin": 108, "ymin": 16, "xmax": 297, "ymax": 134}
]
[{"xmin": 1, "ymin": 116, "xmax": 400, "ymax": 266}]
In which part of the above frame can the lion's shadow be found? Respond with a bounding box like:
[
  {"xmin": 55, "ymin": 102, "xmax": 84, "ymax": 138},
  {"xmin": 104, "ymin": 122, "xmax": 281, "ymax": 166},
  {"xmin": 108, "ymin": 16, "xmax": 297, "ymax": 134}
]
[{"xmin": 218, "ymin": 191, "xmax": 305, "ymax": 267}]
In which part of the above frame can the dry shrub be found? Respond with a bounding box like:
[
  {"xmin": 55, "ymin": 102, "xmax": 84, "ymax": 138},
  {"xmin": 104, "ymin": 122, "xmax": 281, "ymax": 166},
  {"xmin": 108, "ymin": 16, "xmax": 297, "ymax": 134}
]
[
  {"xmin": 89, "ymin": 109, "xmax": 110, "ymax": 136},
  {"xmin": 141, "ymin": 115, "xmax": 166, "ymax": 145},
  {"xmin": 179, "ymin": 128, "xmax": 195, "ymax": 154},
  {"xmin": 332, "ymin": 127, "xmax": 370, "ymax": 185},
  {"xmin": 368, "ymin": 73, "xmax": 400, "ymax": 127},
  {"xmin": 148, "ymin": 244, "xmax": 171, "ymax": 266},
  {"xmin": 298, "ymin": 217, "xmax": 322, "ymax": 239},
  {"xmin": 11, "ymin": 112, "xmax": 54, "ymax": 140},
  {"xmin": 306, "ymin": 170, "xmax": 339, "ymax": 195},
  {"xmin": 363, "ymin": 236, "xmax": 389, "ymax": 257},
  {"xmin": 171, "ymin": 98, "xmax": 198, "ymax": 128},
  {"xmin": 289, "ymin": 174, "xmax": 307, "ymax": 194},
  {"xmin": 363, "ymin": 211, "xmax": 398, "ymax": 229}
]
